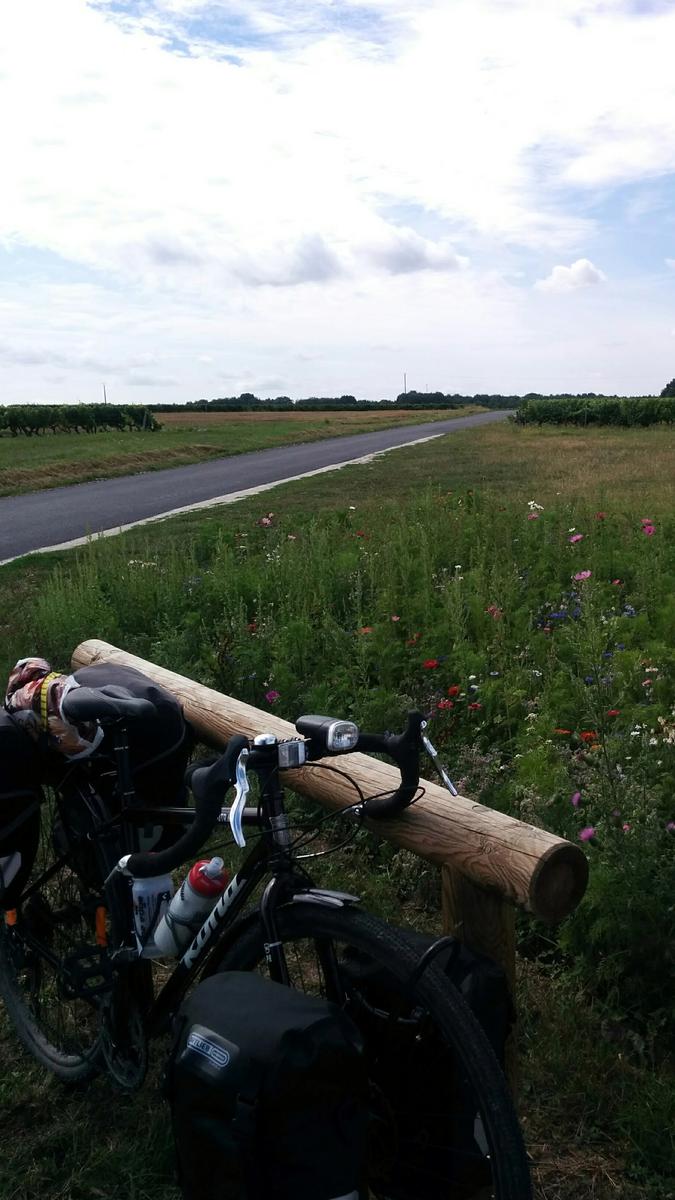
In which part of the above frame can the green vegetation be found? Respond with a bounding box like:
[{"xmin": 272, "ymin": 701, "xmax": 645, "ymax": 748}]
[
  {"xmin": 514, "ymin": 395, "xmax": 674, "ymax": 426},
  {"xmin": 0, "ymin": 403, "xmax": 158, "ymax": 436},
  {"xmin": 0, "ymin": 406, "xmax": 480, "ymax": 497},
  {"xmin": 1, "ymin": 421, "xmax": 673, "ymax": 1198}
]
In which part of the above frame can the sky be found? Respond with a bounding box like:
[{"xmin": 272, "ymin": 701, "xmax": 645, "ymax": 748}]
[{"xmin": 2, "ymin": 0, "xmax": 675, "ymax": 404}]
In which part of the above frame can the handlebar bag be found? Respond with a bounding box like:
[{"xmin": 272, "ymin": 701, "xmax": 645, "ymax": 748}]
[
  {"xmin": 0, "ymin": 710, "xmax": 41, "ymax": 910},
  {"xmin": 165, "ymin": 970, "xmax": 368, "ymax": 1200},
  {"xmin": 71, "ymin": 663, "xmax": 193, "ymax": 806}
]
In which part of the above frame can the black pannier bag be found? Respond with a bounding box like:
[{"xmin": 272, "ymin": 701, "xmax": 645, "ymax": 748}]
[
  {"xmin": 340, "ymin": 928, "xmax": 515, "ymax": 1199},
  {"xmin": 166, "ymin": 971, "xmax": 369, "ymax": 1200},
  {"xmin": 0, "ymin": 710, "xmax": 42, "ymax": 910}
]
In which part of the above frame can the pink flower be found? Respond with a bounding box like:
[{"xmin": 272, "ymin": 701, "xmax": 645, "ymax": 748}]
[
  {"xmin": 666, "ymin": 822, "xmax": 675, "ymax": 833},
  {"xmin": 640, "ymin": 517, "xmax": 653, "ymax": 525},
  {"xmin": 642, "ymin": 524, "xmax": 656, "ymax": 536},
  {"xmin": 622, "ymin": 823, "xmax": 631, "ymax": 832},
  {"xmin": 437, "ymin": 699, "xmax": 454, "ymax": 710},
  {"xmin": 568, "ymin": 534, "xmax": 584, "ymax": 544},
  {"xmin": 611, "ymin": 579, "xmax": 623, "ymax": 586},
  {"xmin": 265, "ymin": 690, "xmax": 280, "ymax": 704},
  {"xmin": 595, "ymin": 512, "xmax": 607, "ymax": 520},
  {"xmin": 573, "ymin": 570, "xmax": 592, "ymax": 582},
  {"xmin": 468, "ymin": 701, "xmax": 482, "ymax": 711},
  {"xmin": 578, "ymin": 826, "xmax": 597, "ymax": 842},
  {"xmin": 571, "ymin": 792, "xmax": 581, "ymax": 808},
  {"xmin": 642, "ymin": 679, "xmax": 653, "ymax": 687},
  {"xmin": 390, "ymin": 614, "xmax": 400, "ymax": 622},
  {"xmin": 527, "ymin": 513, "xmax": 539, "ymax": 521},
  {"xmin": 359, "ymin": 626, "xmax": 373, "ymax": 635}
]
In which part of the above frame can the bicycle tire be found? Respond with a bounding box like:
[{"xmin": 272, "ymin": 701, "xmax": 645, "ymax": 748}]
[
  {"xmin": 0, "ymin": 788, "xmax": 104, "ymax": 1082},
  {"xmin": 211, "ymin": 902, "xmax": 532, "ymax": 1200}
]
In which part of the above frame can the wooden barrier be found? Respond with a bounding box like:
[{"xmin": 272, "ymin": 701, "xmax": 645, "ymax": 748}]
[{"xmin": 72, "ymin": 639, "xmax": 588, "ymax": 930}]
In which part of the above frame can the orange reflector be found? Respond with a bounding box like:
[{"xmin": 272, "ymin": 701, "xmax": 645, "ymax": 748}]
[
  {"xmin": 95, "ymin": 906, "xmax": 108, "ymax": 947},
  {"xmin": 5, "ymin": 909, "xmax": 17, "ymax": 926}
]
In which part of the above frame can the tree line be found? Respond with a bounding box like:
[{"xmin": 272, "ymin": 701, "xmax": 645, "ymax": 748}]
[
  {"xmin": 0, "ymin": 405, "xmax": 159, "ymax": 436},
  {"xmin": 512, "ymin": 395, "xmax": 675, "ymax": 427},
  {"xmin": 150, "ymin": 391, "xmax": 522, "ymax": 413}
]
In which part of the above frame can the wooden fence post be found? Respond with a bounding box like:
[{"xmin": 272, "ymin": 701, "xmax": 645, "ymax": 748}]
[{"xmin": 441, "ymin": 865, "xmax": 518, "ymax": 1093}]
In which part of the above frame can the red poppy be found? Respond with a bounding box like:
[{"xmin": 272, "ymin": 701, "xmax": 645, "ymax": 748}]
[
  {"xmin": 468, "ymin": 702, "xmax": 482, "ymax": 711},
  {"xmin": 247, "ymin": 622, "xmax": 257, "ymax": 633},
  {"xmin": 580, "ymin": 731, "xmax": 599, "ymax": 743},
  {"xmin": 359, "ymin": 626, "xmax": 373, "ymax": 635},
  {"xmin": 447, "ymin": 685, "xmax": 460, "ymax": 697},
  {"xmin": 607, "ymin": 709, "xmax": 621, "ymax": 717},
  {"xmin": 553, "ymin": 728, "xmax": 572, "ymax": 735},
  {"xmin": 423, "ymin": 659, "xmax": 440, "ymax": 670},
  {"xmin": 406, "ymin": 633, "xmax": 421, "ymax": 646},
  {"xmin": 437, "ymin": 699, "xmax": 454, "ymax": 710}
]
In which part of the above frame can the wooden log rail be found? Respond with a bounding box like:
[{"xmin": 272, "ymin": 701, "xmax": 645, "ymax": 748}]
[
  {"xmin": 73, "ymin": 638, "xmax": 588, "ymax": 924},
  {"xmin": 72, "ymin": 638, "xmax": 588, "ymax": 1087}
]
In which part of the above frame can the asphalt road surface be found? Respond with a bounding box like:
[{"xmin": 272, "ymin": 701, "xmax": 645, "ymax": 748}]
[{"xmin": 0, "ymin": 410, "xmax": 511, "ymax": 563}]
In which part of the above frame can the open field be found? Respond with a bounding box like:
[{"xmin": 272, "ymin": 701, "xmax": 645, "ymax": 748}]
[
  {"xmin": 1, "ymin": 420, "xmax": 674, "ymax": 1199},
  {"xmin": 0, "ymin": 406, "xmax": 482, "ymax": 497}
]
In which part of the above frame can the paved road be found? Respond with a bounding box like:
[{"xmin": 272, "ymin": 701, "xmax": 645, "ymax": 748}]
[{"xmin": 0, "ymin": 409, "xmax": 510, "ymax": 563}]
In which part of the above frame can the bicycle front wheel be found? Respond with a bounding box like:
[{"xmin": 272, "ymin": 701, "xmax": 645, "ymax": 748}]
[
  {"xmin": 0, "ymin": 789, "xmax": 104, "ymax": 1082},
  {"xmin": 213, "ymin": 902, "xmax": 532, "ymax": 1200}
]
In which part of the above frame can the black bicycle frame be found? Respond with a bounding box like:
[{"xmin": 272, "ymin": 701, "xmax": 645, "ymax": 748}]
[{"xmin": 132, "ymin": 739, "xmax": 316, "ymax": 1035}]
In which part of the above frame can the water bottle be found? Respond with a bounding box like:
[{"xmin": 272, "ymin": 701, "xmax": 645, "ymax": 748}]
[
  {"xmin": 132, "ymin": 872, "xmax": 174, "ymax": 957},
  {"xmin": 153, "ymin": 857, "xmax": 229, "ymax": 957}
]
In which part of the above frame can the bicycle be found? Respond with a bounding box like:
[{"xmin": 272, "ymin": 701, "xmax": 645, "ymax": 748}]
[{"xmin": 0, "ymin": 684, "xmax": 533, "ymax": 1200}]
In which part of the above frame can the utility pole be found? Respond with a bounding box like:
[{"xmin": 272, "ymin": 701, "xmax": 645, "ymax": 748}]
[
  {"xmin": 103, "ymin": 383, "xmax": 107, "ymax": 405},
  {"xmin": 403, "ymin": 372, "xmax": 407, "ymax": 395}
]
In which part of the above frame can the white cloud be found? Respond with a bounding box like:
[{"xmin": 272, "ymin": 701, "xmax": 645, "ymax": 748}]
[
  {"xmin": 362, "ymin": 227, "xmax": 468, "ymax": 275},
  {"xmin": 666, "ymin": 258, "xmax": 675, "ymax": 270},
  {"xmin": 535, "ymin": 259, "xmax": 606, "ymax": 294}
]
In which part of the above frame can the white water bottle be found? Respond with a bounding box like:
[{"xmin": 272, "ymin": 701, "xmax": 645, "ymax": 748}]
[
  {"xmin": 132, "ymin": 873, "xmax": 174, "ymax": 957},
  {"xmin": 153, "ymin": 857, "xmax": 229, "ymax": 957}
]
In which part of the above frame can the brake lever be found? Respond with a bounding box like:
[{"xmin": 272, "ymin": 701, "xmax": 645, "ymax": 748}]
[
  {"xmin": 420, "ymin": 721, "xmax": 458, "ymax": 796},
  {"xmin": 226, "ymin": 748, "xmax": 250, "ymax": 847}
]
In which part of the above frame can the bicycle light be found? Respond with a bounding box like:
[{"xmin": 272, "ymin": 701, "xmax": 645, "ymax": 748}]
[{"xmin": 295, "ymin": 715, "xmax": 360, "ymax": 753}]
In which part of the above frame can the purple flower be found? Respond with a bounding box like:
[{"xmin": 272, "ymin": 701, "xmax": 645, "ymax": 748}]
[
  {"xmin": 666, "ymin": 822, "xmax": 675, "ymax": 833},
  {"xmin": 265, "ymin": 690, "xmax": 280, "ymax": 704},
  {"xmin": 578, "ymin": 826, "xmax": 597, "ymax": 842},
  {"xmin": 571, "ymin": 792, "xmax": 581, "ymax": 808}
]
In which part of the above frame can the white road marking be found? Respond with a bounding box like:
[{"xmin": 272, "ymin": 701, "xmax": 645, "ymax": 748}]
[{"xmin": 0, "ymin": 431, "xmax": 443, "ymax": 567}]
